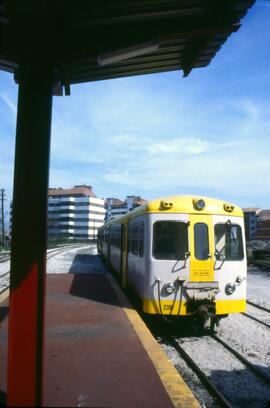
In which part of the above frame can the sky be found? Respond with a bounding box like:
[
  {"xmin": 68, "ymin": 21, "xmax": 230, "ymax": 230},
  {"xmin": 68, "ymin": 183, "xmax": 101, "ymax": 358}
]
[{"xmin": 1, "ymin": 0, "xmax": 270, "ymax": 211}]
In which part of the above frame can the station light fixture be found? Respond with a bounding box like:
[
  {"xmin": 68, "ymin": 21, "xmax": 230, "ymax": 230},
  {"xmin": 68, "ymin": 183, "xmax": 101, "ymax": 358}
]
[{"xmin": 97, "ymin": 41, "xmax": 160, "ymax": 66}]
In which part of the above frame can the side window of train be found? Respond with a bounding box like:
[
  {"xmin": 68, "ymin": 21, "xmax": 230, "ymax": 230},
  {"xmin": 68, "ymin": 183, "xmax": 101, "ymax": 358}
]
[
  {"xmin": 214, "ymin": 223, "xmax": 244, "ymax": 260},
  {"xmin": 117, "ymin": 225, "xmax": 121, "ymax": 249},
  {"xmin": 132, "ymin": 224, "xmax": 139, "ymax": 255},
  {"xmin": 116, "ymin": 228, "xmax": 118, "ymax": 248},
  {"xmin": 194, "ymin": 223, "xmax": 209, "ymax": 260},
  {"xmin": 153, "ymin": 221, "xmax": 188, "ymax": 260},
  {"xmin": 139, "ymin": 221, "xmax": 144, "ymax": 257},
  {"xmin": 128, "ymin": 225, "xmax": 131, "ymax": 253},
  {"xmin": 108, "ymin": 227, "xmax": 111, "ymax": 244},
  {"xmin": 111, "ymin": 225, "xmax": 121, "ymax": 248}
]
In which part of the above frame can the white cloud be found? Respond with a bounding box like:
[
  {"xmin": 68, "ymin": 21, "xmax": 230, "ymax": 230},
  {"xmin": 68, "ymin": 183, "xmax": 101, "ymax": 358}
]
[
  {"xmin": 49, "ymin": 86, "xmax": 270, "ymax": 206},
  {"xmin": 146, "ymin": 138, "xmax": 238, "ymax": 155},
  {"xmin": 100, "ymin": 135, "xmax": 270, "ymax": 201}
]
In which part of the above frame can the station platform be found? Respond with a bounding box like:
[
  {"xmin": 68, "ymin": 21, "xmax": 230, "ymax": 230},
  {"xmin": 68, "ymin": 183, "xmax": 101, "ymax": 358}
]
[{"xmin": 0, "ymin": 268, "xmax": 199, "ymax": 407}]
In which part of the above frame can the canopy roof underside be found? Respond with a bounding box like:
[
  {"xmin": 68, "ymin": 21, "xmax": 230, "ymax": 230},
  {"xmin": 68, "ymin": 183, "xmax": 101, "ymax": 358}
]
[{"xmin": 0, "ymin": 0, "xmax": 255, "ymax": 86}]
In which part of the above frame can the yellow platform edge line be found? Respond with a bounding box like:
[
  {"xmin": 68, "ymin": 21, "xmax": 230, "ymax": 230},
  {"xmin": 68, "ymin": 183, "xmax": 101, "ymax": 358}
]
[
  {"xmin": 0, "ymin": 288, "xmax": 9, "ymax": 304},
  {"xmin": 106, "ymin": 273, "xmax": 200, "ymax": 408}
]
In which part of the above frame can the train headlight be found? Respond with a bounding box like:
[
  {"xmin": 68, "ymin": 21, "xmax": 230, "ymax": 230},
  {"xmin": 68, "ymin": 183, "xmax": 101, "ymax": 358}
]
[
  {"xmin": 165, "ymin": 282, "xmax": 177, "ymax": 294},
  {"xmin": 225, "ymin": 283, "xmax": 236, "ymax": 296},
  {"xmin": 161, "ymin": 200, "xmax": 174, "ymax": 210},
  {"xmin": 193, "ymin": 198, "xmax": 205, "ymax": 211},
  {"xmin": 224, "ymin": 203, "xmax": 234, "ymax": 212}
]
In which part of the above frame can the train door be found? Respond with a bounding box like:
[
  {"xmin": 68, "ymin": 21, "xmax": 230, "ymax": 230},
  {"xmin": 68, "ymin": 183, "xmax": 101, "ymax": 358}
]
[
  {"xmin": 189, "ymin": 215, "xmax": 215, "ymax": 282},
  {"xmin": 121, "ymin": 223, "xmax": 128, "ymax": 288}
]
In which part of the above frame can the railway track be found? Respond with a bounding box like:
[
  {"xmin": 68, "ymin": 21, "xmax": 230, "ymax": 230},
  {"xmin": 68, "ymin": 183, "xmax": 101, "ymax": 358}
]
[
  {"xmin": 247, "ymin": 299, "xmax": 270, "ymax": 313},
  {"xmin": 0, "ymin": 244, "xmax": 87, "ymax": 266},
  {"xmin": 0, "ymin": 253, "xmax": 10, "ymax": 263},
  {"xmin": 165, "ymin": 332, "xmax": 270, "ymax": 407},
  {"xmin": 242, "ymin": 311, "xmax": 270, "ymax": 329},
  {"xmin": 211, "ymin": 333, "xmax": 270, "ymax": 386},
  {"xmin": 46, "ymin": 243, "xmax": 90, "ymax": 260},
  {"xmin": 147, "ymin": 316, "xmax": 270, "ymax": 408},
  {"xmin": 165, "ymin": 333, "xmax": 232, "ymax": 408},
  {"xmin": 0, "ymin": 244, "xmax": 92, "ymax": 295},
  {"xmin": 241, "ymin": 300, "xmax": 270, "ymax": 329}
]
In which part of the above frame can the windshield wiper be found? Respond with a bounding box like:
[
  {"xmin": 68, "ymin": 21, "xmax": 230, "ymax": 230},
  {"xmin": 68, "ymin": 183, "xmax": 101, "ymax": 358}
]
[{"xmin": 214, "ymin": 249, "xmax": 226, "ymax": 270}]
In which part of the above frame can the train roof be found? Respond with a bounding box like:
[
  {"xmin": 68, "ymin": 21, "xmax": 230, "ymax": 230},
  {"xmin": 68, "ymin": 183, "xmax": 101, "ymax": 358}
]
[{"xmin": 103, "ymin": 195, "xmax": 243, "ymax": 226}]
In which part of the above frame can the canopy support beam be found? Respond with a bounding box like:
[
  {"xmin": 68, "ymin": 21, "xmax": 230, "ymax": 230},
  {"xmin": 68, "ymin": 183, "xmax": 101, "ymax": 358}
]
[{"xmin": 7, "ymin": 62, "xmax": 53, "ymax": 407}]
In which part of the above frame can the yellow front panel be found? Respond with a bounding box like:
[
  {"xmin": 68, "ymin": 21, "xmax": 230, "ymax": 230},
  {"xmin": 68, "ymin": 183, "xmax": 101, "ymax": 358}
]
[
  {"xmin": 143, "ymin": 299, "xmax": 246, "ymax": 315},
  {"xmin": 189, "ymin": 215, "xmax": 215, "ymax": 282},
  {"xmin": 215, "ymin": 299, "xmax": 246, "ymax": 314},
  {"xmin": 143, "ymin": 299, "xmax": 189, "ymax": 315}
]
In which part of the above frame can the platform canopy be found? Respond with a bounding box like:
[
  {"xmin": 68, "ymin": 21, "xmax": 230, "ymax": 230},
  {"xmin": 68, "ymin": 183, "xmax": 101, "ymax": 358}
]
[{"xmin": 0, "ymin": 0, "xmax": 255, "ymax": 88}]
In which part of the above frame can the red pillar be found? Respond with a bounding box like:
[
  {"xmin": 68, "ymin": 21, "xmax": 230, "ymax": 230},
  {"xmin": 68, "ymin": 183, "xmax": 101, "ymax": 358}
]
[{"xmin": 7, "ymin": 63, "xmax": 53, "ymax": 407}]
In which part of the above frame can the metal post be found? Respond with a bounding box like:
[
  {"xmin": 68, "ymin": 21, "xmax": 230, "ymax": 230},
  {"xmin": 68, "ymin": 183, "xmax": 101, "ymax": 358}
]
[
  {"xmin": 7, "ymin": 62, "xmax": 53, "ymax": 407},
  {"xmin": 1, "ymin": 189, "xmax": 4, "ymax": 245}
]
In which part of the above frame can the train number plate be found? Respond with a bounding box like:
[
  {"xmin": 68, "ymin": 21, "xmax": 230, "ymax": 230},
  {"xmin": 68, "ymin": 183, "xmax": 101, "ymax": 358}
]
[{"xmin": 163, "ymin": 304, "xmax": 173, "ymax": 311}]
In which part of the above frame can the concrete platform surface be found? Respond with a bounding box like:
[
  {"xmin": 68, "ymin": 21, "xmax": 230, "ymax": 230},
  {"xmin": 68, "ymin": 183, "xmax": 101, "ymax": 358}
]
[
  {"xmin": 44, "ymin": 273, "xmax": 175, "ymax": 407},
  {"xmin": 0, "ymin": 250, "xmax": 199, "ymax": 408},
  {"xmin": 0, "ymin": 273, "xmax": 178, "ymax": 407}
]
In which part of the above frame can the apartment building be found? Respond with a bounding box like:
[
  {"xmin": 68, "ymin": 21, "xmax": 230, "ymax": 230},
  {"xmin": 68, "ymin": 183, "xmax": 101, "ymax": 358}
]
[
  {"xmin": 105, "ymin": 195, "xmax": 147, "ymax": 222},
  {"xmin": 243, "ymin": 208, "xmax": 260, "ymax": 241},
  {"xmin": 254, "ymin": 210, "xmax": 270, "ymax": 240},
  {"xmin": 48, "ymin": 185, "xmax": 105, "ymax": 240}
]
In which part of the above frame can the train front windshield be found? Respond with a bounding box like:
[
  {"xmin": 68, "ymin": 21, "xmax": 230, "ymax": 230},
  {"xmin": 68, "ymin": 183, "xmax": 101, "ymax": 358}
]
[
  {"xmin": 214, "ymin": 223, "xmax": 244, "ymax": 260},
  {"xmin": 153, "ymin": 221, "xmax": 188, "ymax": 260}
]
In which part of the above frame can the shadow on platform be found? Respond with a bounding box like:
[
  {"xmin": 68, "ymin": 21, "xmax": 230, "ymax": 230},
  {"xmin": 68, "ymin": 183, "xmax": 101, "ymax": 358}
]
[
  {"xmin": 68, "ymin": 253, "xmax": 106, "ymax": 274},
  {"xmin": 69, "ymin": 273, "xmax": 121, "ymax": 307}
]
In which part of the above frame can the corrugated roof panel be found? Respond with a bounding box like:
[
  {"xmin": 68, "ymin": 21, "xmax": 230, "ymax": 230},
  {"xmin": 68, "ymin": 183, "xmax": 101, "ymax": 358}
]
[{"xmin": 0, "ymin": 0, "xmax": 255, "ymax": 85}]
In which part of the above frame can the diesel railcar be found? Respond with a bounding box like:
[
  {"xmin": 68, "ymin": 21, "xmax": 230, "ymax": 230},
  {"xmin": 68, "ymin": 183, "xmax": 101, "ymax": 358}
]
[{"xmin": 98, "ymin": 195, "xmax": 246, "ymax": 329}]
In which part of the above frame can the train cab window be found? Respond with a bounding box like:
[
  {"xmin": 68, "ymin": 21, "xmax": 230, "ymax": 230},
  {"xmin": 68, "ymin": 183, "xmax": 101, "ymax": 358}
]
[
  {"xmin": 194, "ymin": 223, "xmax": 209, "ymax": 260},
  {"xmin": 153, "ymin": 221, "xmax": 188, "ymax": 260},
  {"xmin": 215, "ymin": 223, "xmax": 244, "ymax": 261}
]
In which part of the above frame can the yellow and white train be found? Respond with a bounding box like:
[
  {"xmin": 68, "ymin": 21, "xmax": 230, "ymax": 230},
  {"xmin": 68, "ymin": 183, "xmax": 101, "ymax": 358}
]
[{"xmin": 98, "ymin": 195, "xmax": 246, "ymax": 330}]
